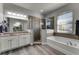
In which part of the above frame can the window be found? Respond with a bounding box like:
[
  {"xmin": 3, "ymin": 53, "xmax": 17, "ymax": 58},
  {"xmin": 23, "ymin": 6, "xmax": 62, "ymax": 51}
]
[{"xmin": 57, "ymin": 12, "xmax": 73, "ymax": 33}]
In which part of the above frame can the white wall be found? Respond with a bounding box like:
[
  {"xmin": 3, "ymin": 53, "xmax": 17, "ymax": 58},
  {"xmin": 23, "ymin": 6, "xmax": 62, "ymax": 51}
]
[
  {"xmin": 45, "ymin": 3, "xmax": 79, "ymax": 34},
  {"xmin": 3, "ymin": 3, "xmax": 43, "ymax": 19},
  {"xmin": 3, "ymin": 3, "xmax": 43, "ymax": 44},
  {"xmin": 0, "ymin": 3, "xmax": 3, "ymax": 23}
]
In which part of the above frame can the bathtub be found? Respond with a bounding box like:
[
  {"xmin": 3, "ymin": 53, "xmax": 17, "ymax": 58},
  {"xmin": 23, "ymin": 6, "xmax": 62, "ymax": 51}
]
[{"xmin": 47, "ymin": 36, "xmax": 79, "ymax": 55}]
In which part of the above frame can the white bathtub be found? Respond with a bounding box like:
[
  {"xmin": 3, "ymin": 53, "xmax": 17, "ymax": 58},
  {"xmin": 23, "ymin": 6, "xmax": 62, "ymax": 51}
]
[{"xmin": 47, "ymin": 36, "xmax": 79, "ymax": 55}]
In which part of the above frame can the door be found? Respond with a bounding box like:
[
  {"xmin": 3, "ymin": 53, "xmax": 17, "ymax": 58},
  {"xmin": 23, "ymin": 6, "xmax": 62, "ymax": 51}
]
[{"xmin": 32, "ymin": 17, "xmax": 41, "ymax": 42}]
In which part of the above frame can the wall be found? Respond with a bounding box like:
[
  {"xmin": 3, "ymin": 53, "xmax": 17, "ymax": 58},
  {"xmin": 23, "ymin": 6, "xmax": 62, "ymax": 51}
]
[
  {"xmin": 0, "ymin": 3, "xmax": 3, "ymax": 23},
  {"xmin": 45, "ymin": 3, "xmax": 79, "ymax": 34},
  {"xmin": 3, "ymin": 3, "xmax": 43, "ymax": 19},
  {"xmin": 3, "ymin": 3, "xmax": 43, "ymax": 44}
]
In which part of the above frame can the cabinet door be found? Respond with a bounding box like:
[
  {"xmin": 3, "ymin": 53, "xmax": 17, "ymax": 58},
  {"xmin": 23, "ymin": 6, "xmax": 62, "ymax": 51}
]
[
  {"xmin": 23, "ymin": 35, "xmax": 28, "ymax": 45},
  {"xmin": 0, "ymin": 37, "xmax": 9, "ymax": 52},
  {"xmin": 25, "ymin": 35, "xmax": 31, "ymax": 44},
  {"xmin": 0, "ymin": 38, "xmax": 1, "ymax": 53},
  {"xmin": 0, "ymin": 37, "xmax": 3, "ymax": 53},
  {"xmin": 19, "ymin": 35, "xmax": 26, "ymax": 46},
  {"xmin": 11, "ymin": 36, "xmax": 19, "ymax": 49}
]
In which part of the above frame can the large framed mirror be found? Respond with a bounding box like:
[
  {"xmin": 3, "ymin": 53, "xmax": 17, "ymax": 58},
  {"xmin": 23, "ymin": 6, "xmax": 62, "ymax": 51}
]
[
  {"xmin": 6, "ymin": 17, "xmax": 29, "ymax": 33},
  {"xmin": 46, "ymin": 16, "xmax": 55, "ymax": 36}
]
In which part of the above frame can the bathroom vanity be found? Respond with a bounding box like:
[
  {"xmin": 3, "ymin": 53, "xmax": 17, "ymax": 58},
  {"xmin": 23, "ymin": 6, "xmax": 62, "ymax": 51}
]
[{"xmin": 0, "ymin": 31, "xmax": 32, "ymax": 53}]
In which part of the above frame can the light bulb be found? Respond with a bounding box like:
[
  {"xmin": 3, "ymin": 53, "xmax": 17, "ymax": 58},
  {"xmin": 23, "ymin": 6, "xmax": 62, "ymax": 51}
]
[
  {"xmin": 17, "ymin": 14, "xmax": 20, "ymax": 16},
  {"xmin": 23, "ymin": 15, "xmax": 26, "ymax": 17},
  {"xmin": 12, "ymin": 13, "xmax": 16, "ymax": 15},
  {"xmin": 7, "ymin": 12, "xmax": 12, "ymax": 15}
]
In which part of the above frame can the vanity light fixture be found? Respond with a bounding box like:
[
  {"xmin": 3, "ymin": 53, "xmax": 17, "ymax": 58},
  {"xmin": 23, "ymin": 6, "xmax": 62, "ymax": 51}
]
[
  {"xmin": 7, "ymin": 11, "xmax": 28, "ymax": 20},
  {"xmin": 7, "ymin": 12, "xmax": 27, "ymax": 17}
]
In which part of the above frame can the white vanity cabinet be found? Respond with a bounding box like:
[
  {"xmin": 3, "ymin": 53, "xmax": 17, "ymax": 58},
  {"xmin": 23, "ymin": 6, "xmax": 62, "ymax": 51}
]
[
  {"xmin": 0, "ymin": 33, "xmax": 32, "ymax": 53},
  {"xmin": 0, "ymin": 38, "xmax": 1, "ymax": 52},
  {"xmin": 19, "ymin": 34, "xmax": 31, "ymax": 47},
  {"xmin": 11, "ymin": 36, "xmax": 19, "ymax": 49},
  {"xmin": 0, "ymin": 36, "xmax": 10, "ymax": 52},
  {"xmin": 19, "ymin": 35, "xmax": 26, "ymax": 47},
  {"xmin": 22, "ymin": 35, "xmax": 28, "ymax": 45},
  {"xmin": 25, "ymin": 35, "xmax": 31, "ymax": 44}
]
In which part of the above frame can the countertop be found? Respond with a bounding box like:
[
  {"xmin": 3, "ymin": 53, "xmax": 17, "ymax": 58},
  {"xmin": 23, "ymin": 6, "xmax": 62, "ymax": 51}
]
[{"xmin": 0, "ymin": 31, "xmax": 32, "ymax": 37}]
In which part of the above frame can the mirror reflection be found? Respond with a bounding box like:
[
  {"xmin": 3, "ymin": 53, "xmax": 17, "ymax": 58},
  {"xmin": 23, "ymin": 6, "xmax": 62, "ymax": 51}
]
[
  {"xmin": 0, "ymin": 17, "xmax": 29, "ymax": 33},
  {"xmin": 0, "ymin": 20, "xmax": 8, "ymax": 33},
  {"xmin": 7, "ymin": 17, "xmax": 29, "ymax": 32},
  {"xmin": 46, "ymin": 16, "xmax": 54, "ymax": 37}
]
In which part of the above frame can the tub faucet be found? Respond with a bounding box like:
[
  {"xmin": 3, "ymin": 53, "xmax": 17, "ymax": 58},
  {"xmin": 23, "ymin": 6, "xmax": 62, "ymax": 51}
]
[
  {"xmin": 67, "ymin": 41, "xmax": 72, "ymax": 46},
  {"xmin": 69, "ymin": 41, "xmax": 72, "ymax": 45}
]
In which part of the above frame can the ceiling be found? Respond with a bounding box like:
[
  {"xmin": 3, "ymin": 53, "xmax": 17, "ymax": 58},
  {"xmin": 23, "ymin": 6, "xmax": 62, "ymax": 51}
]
[{"xmin": 14, "ymin": 3, "xmax": 67, "ymax": 14}]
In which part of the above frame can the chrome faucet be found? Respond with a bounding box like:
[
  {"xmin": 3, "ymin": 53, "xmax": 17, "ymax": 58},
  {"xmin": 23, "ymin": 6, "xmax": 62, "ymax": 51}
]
[
  {"xmin": 67, "ymin": 41, "xmax": 77, "ymax": 46},
  {"xmin": 67, "ymin": 41, "xmax": 72, "ymax": 46},
  {"xmin": 69, "ymin": 41, "xmax": 72, "ymax": 45}
]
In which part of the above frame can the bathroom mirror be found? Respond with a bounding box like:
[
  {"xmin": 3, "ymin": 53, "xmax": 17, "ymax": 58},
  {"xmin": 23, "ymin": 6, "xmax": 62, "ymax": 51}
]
[
  {"xmin": 41, "ymin": 19, "xmax": 46, "ymax": 29},
  {"xmin": 0, "ymin": 20, "xmax": 8, "ymax": 33},
  {"xmin": 13, "ymin": 22, "xmax": 23, "ymax": 32},
  {"xmin": 46, "ymin": 16, "xmax": 55, "ymax": 36},
  {"xmin": 6, "ymin": 17, "xmax": 29, "ymax": 33},
  {"xmin": 46, "ymin": 16, "xmax": 54, "ymax": 29}
]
